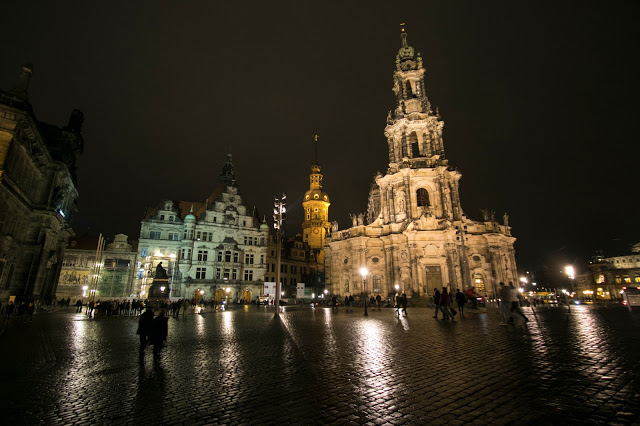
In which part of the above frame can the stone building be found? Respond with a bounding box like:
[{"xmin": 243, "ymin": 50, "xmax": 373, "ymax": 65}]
[
  {"xmin": 301, "ymin": 135, "xmax": 330, "ymax": 272},
  {"xmin": 56, "ymin": 234, "xmax": 138, "ymax": 300},
  {"xmin": 325, "ymin": 29, "xmax": 517, "ymax": 300},
  {"xmin": 577, "ymin": 243, "xmax": 640, "ymax": 301},
  {"xmin": 265, "ymin": 234, "xmax": 320, "ymax": 300},
  {"xmin": 0, "ymin": 64, "xmax": 83, "ymax": 303},
  {"xmin": 137, "ymin": 154, "xmax": 269, "ymax": 302}
]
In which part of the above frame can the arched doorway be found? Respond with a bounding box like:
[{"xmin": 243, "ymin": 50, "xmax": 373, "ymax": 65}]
[
  {"xmin": 193, "ymin": 289, "xmax": 205, "ymax": 301},
  {"xmin": 243, "ymin": 290, "xmax": 252, "ymax": 302},
  {"xmin": 214, "ymin": 289, "xmax": 226, "ymax": 302}
]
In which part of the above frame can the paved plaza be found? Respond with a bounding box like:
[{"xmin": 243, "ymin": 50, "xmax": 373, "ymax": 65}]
[{"xmin": 1, "ymin": 303, "xmax": 640, "ymax": 425}]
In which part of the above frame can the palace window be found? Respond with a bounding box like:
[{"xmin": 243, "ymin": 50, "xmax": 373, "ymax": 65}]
[
  {"xmin": 160, "ymin": 215, "xmax": 165, "ymax": 220},
  {"xmin": 233, "ymin": 253, "xmax": 239, "ymax": 263},
  {"xmin": 244, "ymin": 270, "xmax": 253, "ymax": 281},
  {"xmin": 217, "ymin": 251, "xmax": 223, "ymax": 262},
  {"xmin": 216, "ymin": 268, "xmax": 221, "ymax": 279},
  {"xmin": 196, "ymin": 231, "xmax": 201, "ymax": 240},
  {"xmin": 416, "ymin": 188, "xmax": 430, "ymax": 207},
  {"xmin": 245, "ymin": 254, "xmax": 254, "ymax": 264},
  {"xmin": 225, "ymin": 251, "xmax": 231, "ymax": 262},
  {"xmin": 141, "ymin": 248, "xmax": 148, "ymax": 257},
  {"xmin": 197, "ymin": 250, "xmax": 208, "ymax": 261},
  {"xmin": 168, "ymin": 232, "xmax": 179, "ymax": 241},
  {"xmin": 196, "ymin": 268, "xmax": 206, "ymax": 279},
  {"xmin": 150, "ymin": 231, "xmax": 161, "ymax": 239},
  {"xmin": 232, "ymin": 269, "xmax": 238, "ymax": 280}
]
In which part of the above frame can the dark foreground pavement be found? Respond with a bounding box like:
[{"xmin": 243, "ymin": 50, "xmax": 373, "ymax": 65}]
[{"xmin": 1, "ymin": 304, "xmax": 640, "ymax": 425}]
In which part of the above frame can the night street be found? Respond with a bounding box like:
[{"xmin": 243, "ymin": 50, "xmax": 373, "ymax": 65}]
[{"xmin": 1, "ymin": 304, "xmax": 639, "ymax": 425}]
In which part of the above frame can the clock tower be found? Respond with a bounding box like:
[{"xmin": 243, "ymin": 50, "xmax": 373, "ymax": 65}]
[{"xmin": 302, "ymin": 135, "xmax": 330, "ymax": 268}]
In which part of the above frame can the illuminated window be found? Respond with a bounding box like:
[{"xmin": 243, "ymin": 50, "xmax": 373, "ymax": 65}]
[
  {"xmin": 372, "ymin": 275, "xmax": 381, "ymax": 293},
  {"xmin": 634, "ymin": 276, "xmax": 640, "ymax": 283},
  {"xmin": 141, "ymin": 248, "xmax": 148, "ymax": 257},
  {"xmin": 615, "ymin": 276, "xmax": 622, "ymax": 283},
  {"xmin": 416, "ymin": 188, "xmax": 429, "ymax": 207},
  {"xmin": 473, "ymin": 273, "xmax": 485, "ymax": 291},
  {"xmin": 623, "ymin": 275, "xmax": 631, "ymax": 283}
]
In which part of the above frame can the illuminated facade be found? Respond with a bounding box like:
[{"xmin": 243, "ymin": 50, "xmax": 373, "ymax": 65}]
[
  {"xmin": 325, "ymin": 29, "xmax": 517, "ymax": 299},
  {"xmin": 0, "ymin": 64, "xmax": 83, "ymax": 304},
  {"xmin": 57, "ymin": 234, "xmax": 138, "ymax": 300},
  {"xmin": 301, "ymin": 136, "xmax": 330, "ymax": 271},
  {"xmin": 137, "ymin": 154, "xmax": 269, "ymax": 302},
  {"xmin": 577, "ymin": 243, "xmax": 640, "ymax": 301}
]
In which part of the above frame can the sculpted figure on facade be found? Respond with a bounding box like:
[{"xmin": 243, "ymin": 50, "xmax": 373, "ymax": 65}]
[
  {"xmin": 350, "ymin": 214, "xmax": 358, "ymax": 227},
  {"xmin": 331, "ymin": 221, "xmax": 339, "ymax": 233},
  {"xmin": 396, "ymin": 190, "xmax": 406, "ymax": 213},
  {"xmin": 503, "ymin": 213, "xmax": 509, "ymax": 227},
  {"xmin": 357, "ymin": 213, "xmax": 364, "ymax": 226}
]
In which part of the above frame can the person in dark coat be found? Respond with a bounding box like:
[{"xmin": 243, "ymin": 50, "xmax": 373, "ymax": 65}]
[
  {"xmin": 151, "ymin": 309, "xmax": 169, "ymax": 360},
  {"xmin": 137, "ymin": 307, "xmax": 154, "ymax": 352},
  {"xmin": 400, "ymin": 292, "xmax": 408, "ymax": 316},
  {"xmin": 455, "ymin": 289, "xmax": 466, "ymax": 314},
  {"xmin": 433, "ymin": 289, "xmax": 441, "ymax": 319},
  {"xmin": 439, "ymin": 288, "xmax": 453, "ymax": 321}
]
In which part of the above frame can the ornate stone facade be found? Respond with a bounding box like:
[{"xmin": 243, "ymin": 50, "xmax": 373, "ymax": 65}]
[
  {"xmin": 57, "ymin": 234, "xmax": 138, "ymax": 300},
  {"xmin": 137, "ymin": 154, "xmax": 269, "ymax": 302},
  {"xmin": 0, "ymin": 64, "xmax": 83, "ymax": 303},
  {"xmin": 326, "ymin": 30, "xmax": 517, "ymax": 299},
  {"xmin": 301, "ymin": 135, "xmax": 330, "ymax": 271}
]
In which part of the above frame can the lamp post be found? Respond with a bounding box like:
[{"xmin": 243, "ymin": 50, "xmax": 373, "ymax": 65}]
[
  {"xmin": 273, "ymin": 193, "xmax": 286, "ymax": 316},
  {"xmin": 225, "ymin": 287, "xmax": 230, "ymax": 309},
  {"xmin": 565, "ymin": 265, "xmax": 576, "ymax": 302},
  {"xmin": 360, "ymin": 267, "xmax": 369, "ymax": 317}
]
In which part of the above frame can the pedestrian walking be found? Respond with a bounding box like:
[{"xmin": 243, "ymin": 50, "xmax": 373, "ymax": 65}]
[
  {"xmin": 439, "ymin": 288, "xmax": 454, "ymax": 321},
  {"xmin": 331, "ymin": 295, "xmax": 338, "ymax": 312},
  {"xmin": 344, "ymin": 295, "xmax": 351, "ymax": 312},
  {"xmin": 394, "ymin": 292, "xmax": 402, "ymax": 316},
  {"xmin": 5, "ymin": 301, "xmax": 15, "ymax": 321},
  {"xmin": 508, "ymin": 282, "xmax": 529, "ymax": 323},
  {"xmin": 151, "ymin": 309, "xmax": 169, "ymax": 361},
  {"xmin": 399, "ymin": 292, "xmax": 408, "ymax": 316},
  {"xmin": 75, "ymin": 299, "xmax": 83, "ymax": 313},
  {"xmin": 498, "ymin": 282, "xmax": 511, "ymax": 325},
  {"xmin": 27, "ymin": 301, "xmax": 35, "ymax": 321},
  {"xmin": 433, "ymin": 288, "xmax": 441, "ymax": 319},
  {"xmin": 137, "ymin": 307, "xmax": 154, "ymax": 352},
  {"xmin": 455, "ymin": 289, "xmax": 466, "ymax": 315},
  {"xmin": 376, "ymin": 294, "xmax": 382, "ymax": 310}
]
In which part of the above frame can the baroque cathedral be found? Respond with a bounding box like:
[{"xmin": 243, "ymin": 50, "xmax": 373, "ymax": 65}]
[{"xmin": 325, "ymin": 29, "xmax": 517, "ymax": 299}]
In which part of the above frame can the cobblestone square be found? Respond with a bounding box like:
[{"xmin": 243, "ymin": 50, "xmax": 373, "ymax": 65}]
[{"xmin": 1, "ymin": 304, "xmax": 640, "ymax": 425}]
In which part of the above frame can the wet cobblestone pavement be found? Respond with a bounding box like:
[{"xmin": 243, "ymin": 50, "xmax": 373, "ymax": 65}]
[{"xmin": 1, "ymin": 304, "xmax": 640, "ymax": 425}]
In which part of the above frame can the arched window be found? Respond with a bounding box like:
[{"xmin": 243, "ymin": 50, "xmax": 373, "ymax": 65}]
[
  {"xmin": 416, "ymin": 188, "xmax": 429, "ymax": 207},
  {"xmin": 408, "ymin": 132, "xmax": 420, "ymax": 157},
  {"xmin": 405, "ymin": 80, "xmax": 414, "ymax": 98}
]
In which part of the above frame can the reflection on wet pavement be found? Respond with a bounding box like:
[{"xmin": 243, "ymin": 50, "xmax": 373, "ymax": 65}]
[{"xmin": 1, "ymin": 304, "xmax": 639, "ymax": 424}]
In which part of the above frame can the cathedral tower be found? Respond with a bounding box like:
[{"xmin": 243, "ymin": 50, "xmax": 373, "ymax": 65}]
[{"xmin": 302, "ymin": 135, "xmax": 330, "ymax": 267}]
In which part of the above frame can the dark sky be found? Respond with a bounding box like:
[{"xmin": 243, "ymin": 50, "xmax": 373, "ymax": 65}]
[{"xmin": 2, "ymin": 1, "xmax": 639, "ymax": 277}]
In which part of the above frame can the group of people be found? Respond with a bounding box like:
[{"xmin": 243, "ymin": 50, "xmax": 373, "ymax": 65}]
[
  {"xmin": 136, "ymin": 307, "xmax": 169, "ymax": 361},
  {"xmin": 1, "ymin": 300, "xmax": 35, "ymax": 322},
  {"xmin": 432, "ymin": 288, "xmax": 463, "ymax": 321}
]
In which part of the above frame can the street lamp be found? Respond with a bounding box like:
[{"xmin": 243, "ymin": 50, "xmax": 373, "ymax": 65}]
[
  {"xmin": 273, "ymin": 192, "xmax": 286, "ymax": 316},
  {"xmin": 360, "ymin": 267, "xmax": 369, "ymax": 317},
  {"xmin": 565, "ymin": 265, "xmax": 576, "ymax": 300}
]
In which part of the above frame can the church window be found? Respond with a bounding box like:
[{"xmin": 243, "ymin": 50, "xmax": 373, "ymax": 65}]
[
  {"xmin": 405, "ymin": 80, "xmax": 414, "ymax": 98},
  {"xmin": 473, "ymin": 273, "xmax": 486, "ymax": 291},
  {"xmin": 372, "ymin": 275, "xmax": 381, "ymax": 293},
  {"xmin": 408, "ymin": 132, "xmax": 420, "ymax": 157},
  {"xmin": 372, "ymin": 257, "xmax": 379, "ymax": 263},
  {"xmin": 472, "ymin": 255, "xmax": 481, "ymax": 262},
  {"xmin": 416, "ymin": 188, "xmax": 430, "ymax": 207}
]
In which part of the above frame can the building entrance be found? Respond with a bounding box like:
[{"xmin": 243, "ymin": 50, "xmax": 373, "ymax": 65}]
[{"xmin": 425, "ymin": 266, "xmax": 443, "ymax": 294}]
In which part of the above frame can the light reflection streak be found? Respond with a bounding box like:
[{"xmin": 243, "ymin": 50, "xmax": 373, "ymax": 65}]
[{"xmin": 71, "ymin": 318, "xmax": 87, "ymax": 354}]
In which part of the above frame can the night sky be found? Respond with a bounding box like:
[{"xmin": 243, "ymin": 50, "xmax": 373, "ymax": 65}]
[{"xmin": 2, "ymin": 2, "xmax": 639, "ymax": 279}]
